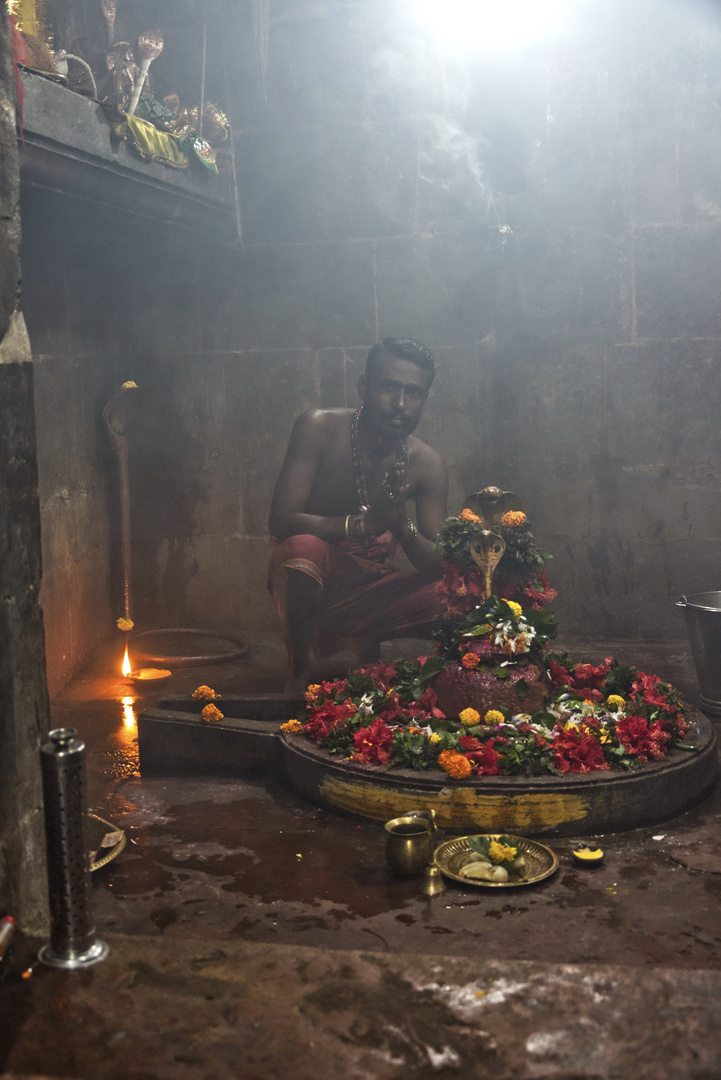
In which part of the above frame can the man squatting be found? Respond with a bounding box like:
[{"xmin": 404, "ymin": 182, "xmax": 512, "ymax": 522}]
[{"xmin": 268, "ymin": 337, "xmax": 449, "ymax": 694}]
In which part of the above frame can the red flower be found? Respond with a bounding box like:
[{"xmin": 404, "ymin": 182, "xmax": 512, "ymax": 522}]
[
  {"xmin": 549, "ymin": 659, "xmax": 573, "ymax": 688},
  {"xmin": 417, "ymin": 687, "xmax": 446, "ymax": 720},
  {"xmin": 304, "ymin": 700, "xmax": 355, "ymax": 743},
  {"xmin": 352, "ymin": 718, "xmax": 395, "ymax": 766},
  {"xmin": 379, "ymin": 692, "xmax": 408, "ymax": 724},
  {"xmin": 458, "ymin": 734, "xmax": 482, "ymax": 751},
  {"xmin": 552, "ymin": 727, "xmax": 609, "ymax": 774},
  {"xmin": 465, "ymin": 741, "xmax": 503, "ymax": 776},
  {"xmin": 355, "ymin": 661, "xmax": 397, "ymax": 692},
  {"xmin": 616, "ymin": 716, "xmax": 670, "ymax": 762},
  {"xmin": 570, "ymin": 658, "xmax": 613, "ymax": 691},
  {"xmin": 630, "ymin": 672, "xmax": 674, "ymax": 712},
  {"xmin": 319, "ymin": 679, "xmax": 349, "ymax": 698}
]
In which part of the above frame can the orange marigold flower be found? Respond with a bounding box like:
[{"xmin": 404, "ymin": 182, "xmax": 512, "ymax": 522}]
[
  {"xmin": 193, "ymin": 685, "xmax": 217, "ymax": 700},
  {"xmin": 461, "ymin": 652, "xmax": 480, "ymax": 671},
  {"xmin": 304, "ymin": 684, "xmax": 321, "ymax": 703},
  {"xmin": 459, "ymin": 707, "xmax": 481, "ymax": 726},
  {"xmin": 201, "ymin": 703, "xmax": 224, "ymax": 723},
  {"xmin": 460, "ymin": 508, "xmax": 483, "ymax": 524},
  {"xmin": 500, "ymin": 510, "xmax": 526, "ymax": 527},
  {"xmin": 280, "ymin": 719, "xmax": 303, "ymax": 733},
  {"xmin": 408, "ymin": 726, "xmax": 421, "ymax": 735},
  {"xmin": 438, "ymin": 749, "xmax": 473, "ymax": 779}
]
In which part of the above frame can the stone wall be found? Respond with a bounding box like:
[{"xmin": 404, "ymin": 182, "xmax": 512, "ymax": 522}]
[{"xmin": 203, "ymin": 0, "xmax": 721, "ymax": 642}]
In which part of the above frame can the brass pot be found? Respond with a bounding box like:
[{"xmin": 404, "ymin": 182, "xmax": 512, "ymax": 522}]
[{"xmin": 385, "ymin": 815, "xmax": 435, "ymax": 877}]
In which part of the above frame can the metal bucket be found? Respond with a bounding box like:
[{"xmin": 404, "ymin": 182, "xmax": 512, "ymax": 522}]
[{"xmin": 677, "ymin": 592, "xmax": 721, "ymax": 714}]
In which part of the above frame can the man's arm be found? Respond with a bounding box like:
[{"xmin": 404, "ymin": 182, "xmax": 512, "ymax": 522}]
[
  {"xmin": 400, "ymin": 445, "xmax": 448, "ymax": 577},
  {"xmin": 268, "ymin": 411, "xmax": 347, "ymax": 541},
  {"xmin": 364, "ymin": 443, "xmax": 448, "ymax": 578}
]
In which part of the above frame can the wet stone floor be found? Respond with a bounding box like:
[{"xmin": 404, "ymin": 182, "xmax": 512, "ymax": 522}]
[
  {"xmin": 3, "ymin": 632, "xmax": 721, "ymax": 1080},
  {"xmin": 47, "ymin": 634, "xmax": 721, "ymax": 967}
]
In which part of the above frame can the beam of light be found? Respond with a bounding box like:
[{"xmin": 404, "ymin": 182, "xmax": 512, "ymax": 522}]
[
  {"xmin": 121, "ymin": 696, "xmax": 137, "ymax": 729},
  {"xmin": 416, "ymin": 0, "xmax": 571, "ymax": 51},
  {"xmin": 122, "ymin": 644, "xmax": 132, "ymax": 677}
]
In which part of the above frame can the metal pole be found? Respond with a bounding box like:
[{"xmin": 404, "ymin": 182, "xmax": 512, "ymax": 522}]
[{"xmin": 39, "ymin": 729, "xmax": 108, "ymax": 969}]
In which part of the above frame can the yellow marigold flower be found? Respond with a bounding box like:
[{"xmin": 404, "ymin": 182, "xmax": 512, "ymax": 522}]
[
  {"xmin": 192, "ymin": 685, "xmax": 217, "ymax": 700},
  {"xmin": 488, "ymin": 840, "xmax": 517, "ymax": 863},
  {"xmin": 500, "ymin": 510, "xmax": 526, "ymax": 527},
  {"xmin": 459, "ymin": 707, "xmax": 481, "ymax": 727},
  {"xmin": 116, "ymin": 617, "xmax": 134, "ymax": 632},
  {"xmin": 121, "ymin": 380, "xmax": 138, "ymax": 389},
  {"xmin": 459, "ymin": 508, "xmax": 483, "ymax": 524},
  {"xmin": 429, "ymin": 732, "xmax": 442, "ymax": 744},
  {"xmin": 461, "ymin": 651, "xmax": 480, "ymax": 671},
  {"xmin": 201, "ymin": 703, "xmax": 224, "ymax": 723},
  {"xmin": 484, "ymin": 709, "xmax": 505, "ymax": 726},
  {"xmin": 607, "ymin": 694, "xmax": 625, "ymax": 709},
  {"xmin": 438, "ymin": 749, "xmax": 473, "ymax": 779},
  {"xmin": 304, "ymin": 684, "xmax": 321, "ymax": 702},
  {"xmin": 280, "ymin": 719, "xmax": 303, "ymax": 733},
  {"xmin": 502, "ymin": 599, "xmax": 523, "ymax": 618}
]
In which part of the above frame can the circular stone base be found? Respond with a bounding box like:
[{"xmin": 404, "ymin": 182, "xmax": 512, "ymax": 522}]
[{"xmin": 281, "ymin": 713, "xmax": 718, "ymax": 837}]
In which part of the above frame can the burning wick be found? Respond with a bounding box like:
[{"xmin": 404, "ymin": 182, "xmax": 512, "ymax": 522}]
[{"xmin": 122, "ymin": 644, "xmax": 171, "ymax": 684}]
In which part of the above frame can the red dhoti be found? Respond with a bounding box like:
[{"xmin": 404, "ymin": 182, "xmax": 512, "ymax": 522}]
[{"xmin": 267, "ymin": 533, "xmax": 441, "ymax": 659}]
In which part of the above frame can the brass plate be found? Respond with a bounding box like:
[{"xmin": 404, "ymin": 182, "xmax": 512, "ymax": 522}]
[
  {"xmin": 435, "ymin": 833, "xmax": 558, "ymax": 888},
  {"xmin": 87, "ymin": 813, "xmax": 126, "ymax": 872}
]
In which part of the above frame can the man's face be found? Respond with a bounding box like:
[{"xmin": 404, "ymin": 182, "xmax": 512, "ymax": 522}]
[{"xmin": 358, "ymin": 353, "xmax": 431, "ymax": 440}]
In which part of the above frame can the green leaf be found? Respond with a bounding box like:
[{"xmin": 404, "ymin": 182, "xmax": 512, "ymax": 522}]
[
  {"xmin": 492, "ymin": 666, "xmax": 510, "ymax": 679},
  {"xmin": 516, "ymin": 678, "xmax": 529, "ymax": 701}
]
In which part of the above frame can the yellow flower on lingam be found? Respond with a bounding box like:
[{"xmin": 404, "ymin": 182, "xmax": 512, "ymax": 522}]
[
  {"xmin": 116, "ymin": 617, "xmax": 134, "ymax": 632},
  {"xmin": 488, "ymin": 840, "xmax": 517, "ymax": 863},
  {"xmin": 459, "ymin": 508, "xmax": 483, "ymax": 524},
  {"xmin": 280, "ymin": 719, "xmax": 303, "ymax": 733},
  {"xmin": 201, "ymin": 703, "xmax": 223, "ymax": 723},
  {"xmin": 502, "ymin": 599, "xmax": 523, "ymax": 618},
  {"xmin": 459, "ymin": 707, "xmax": 481, "ymax": 727},
  {"xmin": 607, "ymin": 694, "xmax": 625, "ymax": 710},
  {"xmin": 121, "ymin": 380, "xmax": 138, "ymax": 389},
  {"xmin": 484, "ymin": 709, "xmax": 505, "ymax": 726}
]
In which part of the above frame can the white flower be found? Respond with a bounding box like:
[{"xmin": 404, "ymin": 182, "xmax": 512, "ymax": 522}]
[{"xmin": 357, "ymin": 693, "xmax": 375, "ymax": 716}]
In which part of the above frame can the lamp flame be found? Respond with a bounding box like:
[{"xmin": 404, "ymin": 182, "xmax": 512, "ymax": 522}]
[{"xmin": 122, "ymin": 645, "xmax": 132, "ymax": 677}]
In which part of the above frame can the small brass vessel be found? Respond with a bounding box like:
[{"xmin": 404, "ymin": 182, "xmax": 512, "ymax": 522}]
[{"xmin": 385, "ymin": 815, "xmax": 435, "ymax": 877}]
